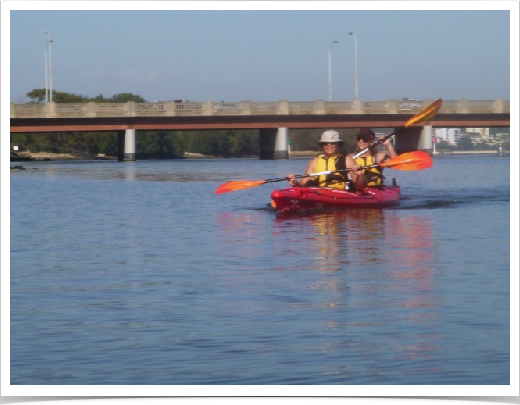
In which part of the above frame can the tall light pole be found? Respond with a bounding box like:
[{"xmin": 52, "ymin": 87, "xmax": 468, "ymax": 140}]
[
  {"xmin": 328, "ymin": 40, "xmax": 339, "ymax": 101},
  {"xmin": 44, "ymin": 31, "xmax": 53, "ymax": 102},
  {"xmin": 348, "ymin": 32, "xmax": 359, "ymax": 100},
  {"xmin": 44, "ymin": 40, "xmax": 49, "ymax": 103}
]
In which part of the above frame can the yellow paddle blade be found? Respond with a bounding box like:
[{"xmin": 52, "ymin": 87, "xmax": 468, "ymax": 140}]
[
  {"xmin": 404, "ymin": 98, "xmax": 443, "ymax": 128},
  {"xmin": 215, "ymin": 179, "xmax": 267, "ymax": 194},
  {"xmin": 380, "ymin": 151, "xmax": 433, "ymax": 171}
]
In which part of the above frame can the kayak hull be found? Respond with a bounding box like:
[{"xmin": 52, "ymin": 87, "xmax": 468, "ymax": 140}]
[{"xmin": 270, "ymin": 186, "xmax": 401, "ymax": 213}]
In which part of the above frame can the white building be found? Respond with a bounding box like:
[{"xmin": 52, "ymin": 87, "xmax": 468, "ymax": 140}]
[
  {"xmin": 466, "ymin": 128, "xmax": 490, "ymax": 138},
  {"xmin": 434, "ymin": 128, "xmax": 462, "ymax": 145}
]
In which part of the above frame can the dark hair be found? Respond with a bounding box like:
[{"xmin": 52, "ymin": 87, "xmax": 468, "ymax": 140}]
[{"xmin": 356, "ymin": 128, "xmax": 376, "ymax": 140}]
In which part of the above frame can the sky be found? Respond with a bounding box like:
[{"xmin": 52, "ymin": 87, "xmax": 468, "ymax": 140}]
[{"xmin": 4, "ymin": 2, "xmax": 518, "ymax": 104}]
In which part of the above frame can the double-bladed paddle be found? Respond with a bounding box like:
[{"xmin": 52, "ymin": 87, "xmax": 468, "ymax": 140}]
[{"xmin": 215, "ymin": 150, "xmax": 432, "ymax": 195}]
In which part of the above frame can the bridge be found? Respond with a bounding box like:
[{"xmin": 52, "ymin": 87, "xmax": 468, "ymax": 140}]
[{"xmin": 10, "ymin": 99, "xmax": 510, "ymax": 161}]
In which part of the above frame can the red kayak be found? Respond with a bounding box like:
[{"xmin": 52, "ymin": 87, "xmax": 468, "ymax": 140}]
[{"xmin": 270, "ymin": 185, "xmax": 401, "ymax": 213}]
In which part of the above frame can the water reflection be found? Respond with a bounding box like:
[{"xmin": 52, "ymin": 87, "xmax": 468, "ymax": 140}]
[
  {"xmin": 216, "ymin": 208, "xmax": 440, "ymax": 380},
  {"xmin": 124, "ymin": 162, "xmax": 136, "ymax": 182},
  {"xmin": 277, "ymin": 209, "xmax": 439, "ymax": 378},
  {"xmin": 273, "ymin": 209, "xmax": 388, "ymax": 272}
]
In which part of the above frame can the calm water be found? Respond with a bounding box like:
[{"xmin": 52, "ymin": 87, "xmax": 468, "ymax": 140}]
[{"xmin": 9, "ymin": 155, "xmax": 510, "ymax": 385}]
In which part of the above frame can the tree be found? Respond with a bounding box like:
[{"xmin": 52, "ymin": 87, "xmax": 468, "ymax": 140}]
[
  {"xmin": 26, "ymin": 89, "xmax": 47, "ymax": 103},
  {"xmin": 109, "ymin": 93, "xmax": 146, "ymax": 103},
  {"xmin": 457, "ymin": 135, "xmax": 474, "ymax": 150},
  {"xmin": 52, "ymin": 92, "xmax": 90, "ymax": 103},
  {"xmin": 23, "ymin": 89, "xmax": 146, "ymax": 104},
  {"xmin": 474, "ymin": 141, "xmax": 490, "ymax": 150},
  {"xmin": 436, "ymin": 140, "xmax": 456, "ymax": 151}
]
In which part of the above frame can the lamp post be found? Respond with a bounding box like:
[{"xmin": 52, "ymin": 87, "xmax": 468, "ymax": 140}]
[
  {"xmin": 328, "ymin": 40, "xmax": 339, "ymax": 101},
  {"xmin": 44, "ymin": 41, "xmax": 49, "ymax": 103},
  {"xmin": 44, "ymin": 31, "xmax": 53, "ymax": 102},
  {"xmin": 348, "ymin": 32, "xmax": 359, "ymax": 100}
]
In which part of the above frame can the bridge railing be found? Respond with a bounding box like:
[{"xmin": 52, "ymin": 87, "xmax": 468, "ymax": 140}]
[{"xmin": 10, "ymin": 99, "xmax": 509, "ymax": 119}]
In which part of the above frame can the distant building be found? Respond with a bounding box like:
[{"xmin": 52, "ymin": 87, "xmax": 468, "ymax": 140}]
[
  {"xmin": 466, "ymin": 128, "xmax": 490, "ymax": 138},
  {"xmin": 435, "ymin": 128, "xmax": 462, "ymax": 145}
]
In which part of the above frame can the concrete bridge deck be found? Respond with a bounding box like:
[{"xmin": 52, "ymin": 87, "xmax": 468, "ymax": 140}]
[
  {"xmin": 10, "ymin": 99, "xmax": 510, "ymax": 161},
  {"xmin": 10, "ymin": 99, "xmax": 510, "ymax": 132}
]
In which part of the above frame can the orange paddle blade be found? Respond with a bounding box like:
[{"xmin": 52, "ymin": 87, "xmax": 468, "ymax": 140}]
[
  {"xmin": 404, "ymin": 98, "xmax": 443, "ymax": 128},
  {"xmin": 215, "ymin": 179, "xmax": 267, "ymax": 194},
  {"xmin": 380, "ymin": 151, "xmax": 433, "ymax": 171}
]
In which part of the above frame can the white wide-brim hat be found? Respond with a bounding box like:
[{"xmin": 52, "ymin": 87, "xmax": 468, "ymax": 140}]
[{"xmin": 318, "ymin": 130, "xmax": 343, "ymax": 146}]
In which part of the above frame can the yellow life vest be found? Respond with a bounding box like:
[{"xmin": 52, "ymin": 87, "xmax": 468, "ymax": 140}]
[
  {"xmin": 354, "ymin": 153, "xmax": 384, "ymax": 187},
  {"xmin": 312, "ymin": 154, "xmax": 346, "ymax": 189}
]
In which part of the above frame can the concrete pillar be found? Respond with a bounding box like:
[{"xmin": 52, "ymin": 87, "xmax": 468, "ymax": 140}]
[
  {"xmin": 203, "ymin": 100, "xmax": 214, "ymax": 116},
  {"xmin": 86, "ymin": 102, "xmax": 96, "ymax": 117},
  {"xmin": 165, "ymin": 101, "xmax": 176, "ymax": 116},
  {"xmin": 352, "ymin": 99, "xmax": 363, "ymax": 114},
  {"xmin": 387, "ymin": 99, "xmax": 399, "ymax": 114},
  {"xmin": 493, "ymin": 99, "xmax": 504, "ymax": 113},
  {"xmin": 126, "ymin": 101, "xmax": 136, "ymax": 117},
  {"xmin": 393, "ymin": 125, "xmax": 433, "ymax": 154},
  {"xmin": 418, "ymin": 125, "xmax": 433, "ymax": 153},
  {"xmin": 241, "ymin": 100, "xmax": 251, "ymax": 115},
  {"xmin": 277, "ymin": 100, "xmax": 289, "ymax": 114},
  {"xmin": 118, "ymin": 129, "xmax": 136, "ymax": 161},
  {"xmin": 259, "ymin": 127, "xmax": 289, "ymax": 159},
  {"xmin": 10, "ymin": 103, "xmax": 16, "ymax": 118},
  {"xmin": 47, "ymin": 101, "xmax": 57, "ymax": 118}
]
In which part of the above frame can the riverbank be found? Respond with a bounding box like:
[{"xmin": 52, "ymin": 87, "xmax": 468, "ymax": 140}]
[
  {"xmin": 10, "ymin": 149, "xmax": 508, "ymax": 163},
  {"xmin": 434, "ymin": 150, "xmax": 508, "ymax": 155},
  {"xmin": 289, "ymin": 150, "xmax": 318, "ymax": 157},
  {"xmin": 10, "ymin": 151, "xmax": 117, "ymax": 161}
]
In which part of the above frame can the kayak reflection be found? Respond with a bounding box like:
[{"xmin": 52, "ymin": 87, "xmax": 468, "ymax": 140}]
[{"xmin": 217, "ymin": 209, "xmax": 440, "ymax": 373}]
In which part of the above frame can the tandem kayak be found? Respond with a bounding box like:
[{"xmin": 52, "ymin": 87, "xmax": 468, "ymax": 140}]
[{"xmin": 270, "ymin": 185, "xmax": 401, "ymax": 213}]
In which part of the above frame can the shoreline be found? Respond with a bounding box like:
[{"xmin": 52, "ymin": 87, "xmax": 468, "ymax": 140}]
[
  {"xmin": 10, "ymin": 151, "xmax": 116, "ymax": 161},
  {"xmin": 10, "ymin": 149, "xmax": 508, "ymax": 163}
]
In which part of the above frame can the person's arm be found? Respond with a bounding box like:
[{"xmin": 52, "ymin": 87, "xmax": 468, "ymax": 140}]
[
  {"xmin": 287, "ymin": 158, "xmax": 317, "ymax": 186},
  {"xmin": 346, "ymin": 155, "xmax": 365, "ymax": 190},
  {"xmin": 378, "ymin": 136, "xmax": 397, "ymax": 163}
]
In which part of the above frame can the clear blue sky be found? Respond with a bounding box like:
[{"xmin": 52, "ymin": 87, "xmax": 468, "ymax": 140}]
[{"xmin": 5, "ymin": 3, "xmax": 517, "ymax": 103}]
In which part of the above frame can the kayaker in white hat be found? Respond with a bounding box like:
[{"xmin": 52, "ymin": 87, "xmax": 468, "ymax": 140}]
[{"xmin": 287, "ymin": 130, "xmax": 363, "ymax": 189}]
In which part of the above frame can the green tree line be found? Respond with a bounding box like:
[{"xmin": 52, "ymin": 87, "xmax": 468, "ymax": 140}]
[
  {"xmin": 10, "ymin": 130, "xmax": 264, "ymax": 159},
  {"xmin": 25, "ymin": 89, "xmax": 147, "ymax": 104}
]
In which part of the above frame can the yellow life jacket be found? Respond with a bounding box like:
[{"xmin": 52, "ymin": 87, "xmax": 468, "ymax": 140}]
[
  {"xmin": 354, "ymin": 153, "xmax": 384, "ymax": 187},
  {"xmin": 312, "ymin": 154, "xmax": 346, "ymax": 189}
]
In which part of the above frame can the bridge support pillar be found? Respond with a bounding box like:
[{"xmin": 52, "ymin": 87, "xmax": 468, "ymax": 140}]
[
  {"xmin": 259, "ymin": 128, "xmax": 289, "ymax": 159},
  {"xmin": 394, "ymin": 125, "xmax": 433, "ymax": 154},
  {"xmin": 118, "ymin": 129, "xmax": 136, "ymax": 161}
]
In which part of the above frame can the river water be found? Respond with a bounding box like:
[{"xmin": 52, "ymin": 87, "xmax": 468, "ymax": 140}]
[{"xmin": 8, "ymin": 155, "xmax": 512, "ymax": 388}]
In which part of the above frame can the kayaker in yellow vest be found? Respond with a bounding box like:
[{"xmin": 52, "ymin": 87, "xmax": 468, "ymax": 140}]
[
  {"xmin": 287, "ymin": 130, "xmax": 363, "ymax": 189},
  {"xmin": 346, "ymin": 128, "xmax": 397, "ymax": 189}
]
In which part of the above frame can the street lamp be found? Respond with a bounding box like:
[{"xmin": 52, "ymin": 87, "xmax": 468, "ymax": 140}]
[
  {"xmin": 44, "ymin": 39, "xmax": 49, "ymax": 103},
  {"xmin": 44, "ymin": 31, "xmax": 53, "ymax": 102},
  {"xmin": 348, "ymin": 32, "xmax": 359, "ymax": 100},
  {"xmin": 328, "ymin": 40, "xmax": 339, "ymax": 101}
]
